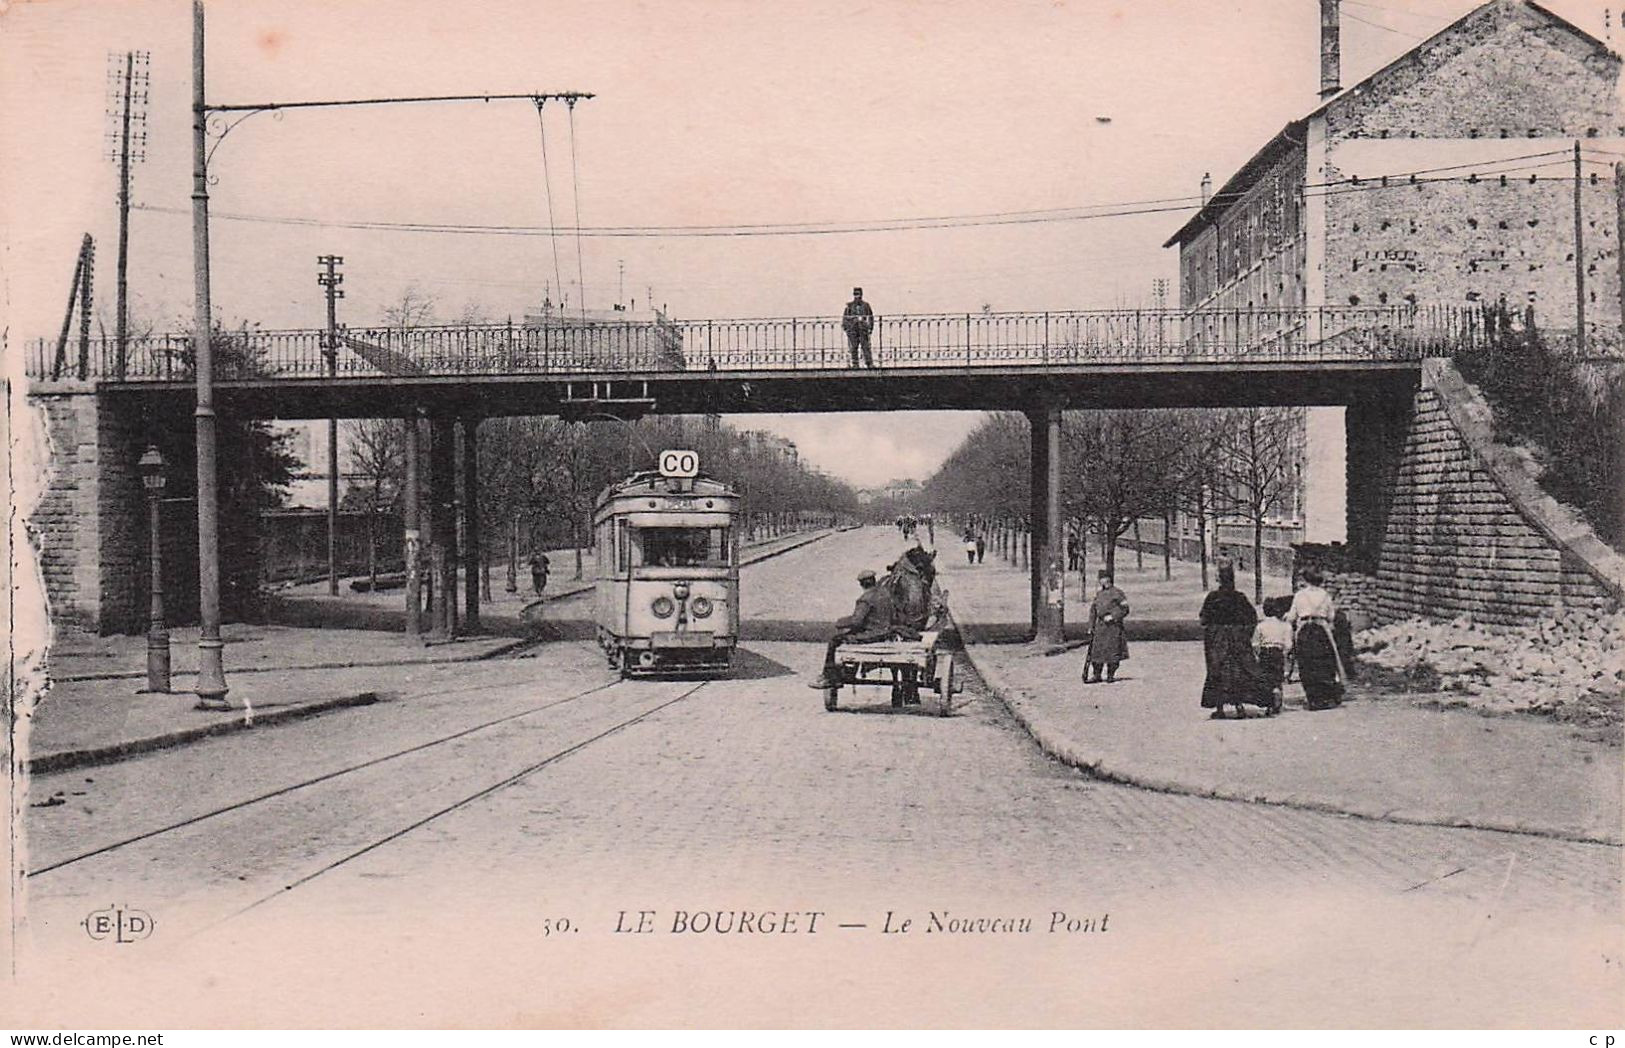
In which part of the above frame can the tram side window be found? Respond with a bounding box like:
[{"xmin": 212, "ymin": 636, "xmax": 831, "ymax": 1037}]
[
  {"xmin": 616, "ymin": 520, "xmax": 631, "ymax": 573},
  {"xmin": 632, "ymin": 526, "xmax": 732, "ymax": 568}
]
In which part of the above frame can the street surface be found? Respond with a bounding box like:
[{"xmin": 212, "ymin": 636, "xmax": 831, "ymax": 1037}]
[{"xmin": 16, "ymin": 528, "xmax": 1622, "ymax": 1027}]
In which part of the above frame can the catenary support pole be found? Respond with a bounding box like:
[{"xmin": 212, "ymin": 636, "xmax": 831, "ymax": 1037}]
[{"xmin": 191, "ymin": 0, "xmax": 228, "ymax": 708}]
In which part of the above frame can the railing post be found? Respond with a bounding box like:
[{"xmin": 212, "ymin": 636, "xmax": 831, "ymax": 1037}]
[
  {"xmin": 1043, "ymin": 311, "xmax": 1050, "ymax": 364},
  {"xmin": 707, "ymin": 320, "xmax": 714, "ymax": 369},
  {"xmin": 966, "ymin": 314, "xmax": 972, "ymax": 366}
]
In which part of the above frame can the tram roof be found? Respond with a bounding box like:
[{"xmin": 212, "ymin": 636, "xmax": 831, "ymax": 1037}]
[{"xmin": 595, "ymin": 471, "xmax": 738, "ymax": 509}]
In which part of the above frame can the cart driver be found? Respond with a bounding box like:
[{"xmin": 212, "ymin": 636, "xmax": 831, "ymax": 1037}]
[{"xmin": 809, "ymin": 569, "xmax": 896, "ymax": 689}]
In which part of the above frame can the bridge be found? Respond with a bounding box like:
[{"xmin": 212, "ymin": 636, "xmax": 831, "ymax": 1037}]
[
  {"xmin": 27, "ymin": 304, "xmax": 1492, "ymax": 649},
  {"xmin": 29, "ymin": 305, "xmax": 1479, "ymax": 417}
]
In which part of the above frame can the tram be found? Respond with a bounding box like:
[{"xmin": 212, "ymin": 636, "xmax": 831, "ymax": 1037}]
[{"xmin": 592, "ymin": 452, "xmax": 740, "ymax": 676}]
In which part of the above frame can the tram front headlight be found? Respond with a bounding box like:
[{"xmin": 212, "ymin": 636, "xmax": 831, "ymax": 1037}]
[
  {"xmin": 690, "ymin": 596, "xmax": 713, "ymax": 618},
  {"xmin": 652, "ymin": 596, "xmax": 676, "ymax": 618},
  {"xmin": 673, "ymin": 583, "xmax": 691, "ymax": 599}
]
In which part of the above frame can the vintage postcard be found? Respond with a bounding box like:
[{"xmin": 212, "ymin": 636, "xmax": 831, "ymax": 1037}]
[{"xmin": 3, "ymin": 0, "xmax": 1622, "ymax": 1030}]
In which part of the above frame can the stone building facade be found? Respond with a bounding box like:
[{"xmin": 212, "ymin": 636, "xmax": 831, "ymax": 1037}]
[
  {"xmin": 1169, "ymin": 0, "xmax": 1623, "ymax": 334},
  {"xmin": 1164, "ymin": 0, "xmax": 1623, "ymax": 592}
]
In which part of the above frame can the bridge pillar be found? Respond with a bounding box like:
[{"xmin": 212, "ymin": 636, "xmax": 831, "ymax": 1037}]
[
  {"xmin": 461, "ymin": 416, "xmax": 481, "ymax": 633},
  {"xmin": 402, "ymin": 413, "xmax": 422, "ymax": 640},
  {"xmin": 1345, "ymin": 387, "xmax": 1414, "ymax": 573},
  {"xmin": 429, "ymin": 416, "xmax": 458, "ymax": 636},
  {"xmin": 1027, "ymin": 403, "xmax": 1064, "ymax": 645}
]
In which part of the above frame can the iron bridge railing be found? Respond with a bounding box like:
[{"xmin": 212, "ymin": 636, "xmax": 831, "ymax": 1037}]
[{"xmin": 26, "ymin": 306, "xmax": 1488, "ymax": 383}]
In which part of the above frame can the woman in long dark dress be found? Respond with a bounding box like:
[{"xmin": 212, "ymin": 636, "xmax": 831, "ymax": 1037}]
[{"xmin": 1199, "ymin": 561, "xmax": 1275, "ymax": 719}]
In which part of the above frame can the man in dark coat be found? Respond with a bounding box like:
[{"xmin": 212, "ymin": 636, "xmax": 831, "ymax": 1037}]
[
  {"xmin": 1083, "ymin": 571, "xmax": 1130, "ymax": 683},
  {"xmin": 810, "ymin": 569, "xmax": 895, "ymax": 688},
  {"xmin": 842, "ymin": 287, "xmax": 875, "ymax": 368}
]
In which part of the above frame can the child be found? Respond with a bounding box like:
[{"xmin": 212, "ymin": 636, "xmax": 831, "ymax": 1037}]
[{"xmin": 1253, "ymin": 596, "xmax": 1292, "ymax": 716}]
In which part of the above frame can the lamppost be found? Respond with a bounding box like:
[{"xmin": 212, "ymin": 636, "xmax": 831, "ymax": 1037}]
[{"xmin": 139, "ymin": 447, "xmax": 170, "ymax": 694}]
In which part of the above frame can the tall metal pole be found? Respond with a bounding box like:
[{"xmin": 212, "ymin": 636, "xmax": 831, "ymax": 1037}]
[
  {"xmin": 318, "ymin": 255, "xmax": 344, "ymax": 595},
  {"xmin": 1575, "ymin": 141, "xmax": 1588, "ymax": 356},
  {"xmin": 1616, "ymin": 162, "xmax": 1625, "ymax": 346},
  {"xmin": 192, "ymin": 0, "xmax": 228, "ymax": 708},
  {"xmin": 115, "ymin": 51, "xmax": 134, "ymax": 380}
]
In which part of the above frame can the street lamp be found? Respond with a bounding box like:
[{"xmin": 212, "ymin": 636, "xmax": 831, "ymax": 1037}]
[{"xmin": 138, "ymin": 447, "xmax": 170, "ymax": 694}]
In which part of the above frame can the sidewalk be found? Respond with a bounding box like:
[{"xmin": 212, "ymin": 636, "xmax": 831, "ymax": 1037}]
[
  {"xmin": 938, "ymin": 542, "xmax": 1623, "ymax": 845},
  {"xmin": 23, "ymin": 528, "xmax": 836, "ymax": 775},
  {"xmin": 28, "ymin": 626, "xmax": 523, "ymax": 774}
]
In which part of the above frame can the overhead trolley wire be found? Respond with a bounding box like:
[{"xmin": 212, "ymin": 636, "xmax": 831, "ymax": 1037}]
[
  {"xmin": 534, "ymin": 99, "xmax": 567, "ymax": 307},
  {"xmin": 567, "ymin": 97, "xmax": 588, "ymax": 319}
]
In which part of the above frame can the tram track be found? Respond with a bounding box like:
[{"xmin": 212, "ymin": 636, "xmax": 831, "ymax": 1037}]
[
  {"xmin": 219, "ymin": 678, "xmax": 712, "ymax": 925},
  {"xmin": 27, "ymin": 668, "xmax": 689, "ymax": 879}
]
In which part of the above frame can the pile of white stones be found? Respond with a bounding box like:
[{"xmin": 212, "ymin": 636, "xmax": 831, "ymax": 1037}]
[{"xmin": 1356, "ymin": 608, "xmax": 1625, "ymax": 722}]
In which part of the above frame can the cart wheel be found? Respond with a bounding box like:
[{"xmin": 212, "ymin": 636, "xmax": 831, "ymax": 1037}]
[
  {"xmin": 936, "ymin": 656, "xmax": 955, "ymax": 717},
  {"xmin": 824, "ymin": 685, "xmax": 838, "ymax": 712}
]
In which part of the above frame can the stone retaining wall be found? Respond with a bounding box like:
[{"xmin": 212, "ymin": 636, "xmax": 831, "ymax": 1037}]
[
  {"xmin": 27, "ymin": 390, "xmax": 142, "ymax": 634},
  {"xmin": 1372, "ymin": 359, "xmax": 1621, "ymax": 626}
]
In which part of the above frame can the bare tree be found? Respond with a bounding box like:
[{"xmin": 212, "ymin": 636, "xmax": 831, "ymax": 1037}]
[
  {"xmin": 342, "ymin": 418, "xmax": 406, "ymax": 587},
  {"xmin": 1211, "ymin": 407, "xmax": 1302, "ymax": 604},
  {"xmin": 381, "ymin": 284, "xmax": 438, "ymax": 329}
]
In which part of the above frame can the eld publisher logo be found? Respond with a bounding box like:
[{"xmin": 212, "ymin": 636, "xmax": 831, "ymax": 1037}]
[{"xmin": 81, "ymin": 905, "xmax": 154, "ymax": 944}]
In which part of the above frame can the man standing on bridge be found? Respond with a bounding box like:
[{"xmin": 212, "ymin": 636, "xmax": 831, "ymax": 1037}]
[{"xmin": 842, "ymin": 287, "xmax": 875, "ymax": 368}]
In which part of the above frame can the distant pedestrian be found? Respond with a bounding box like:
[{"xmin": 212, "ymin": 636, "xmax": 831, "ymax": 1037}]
[
  {"xmin": 530, "ymin": 554, "xmax": 550, "ymax": 598},
  {"xmin": 1199, "ymin": 558, "xmax": 1274, "ymax": 719},
  {"xmin": 1288, "ymin": 568, "xmax": 1346, "ymax": 710},
  {"xmin": 975, "ymin": 535, "xmax": 986, "ymax": 564},
  {"xmin": 964, "ymin": 534, "xmax": 977, "ymax": 565},
  {"xmin": 926, "ymin": 516, "xmax": 935, "ymax": 545},
  {"xmin": 1252, "ymin": 596, "xmax": 1292, "ymax": 716},
  {"xmin": 842, "ymin": 286, "xmax": 875, "ymax": 368},
  {"xmin": 1082, "ymin": 571, "xmax": 1130, "ymax": 683}
]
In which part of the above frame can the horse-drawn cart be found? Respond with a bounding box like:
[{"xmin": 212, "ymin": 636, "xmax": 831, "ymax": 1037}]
[{"xmin": 822, "ymin": 629, "xmax": 957, "ymax": 716}]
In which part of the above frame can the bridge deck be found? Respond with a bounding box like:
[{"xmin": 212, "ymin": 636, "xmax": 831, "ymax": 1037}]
[{"xmin": 26, "ymin": 305, "xmax": 1477, "ymax": 417}]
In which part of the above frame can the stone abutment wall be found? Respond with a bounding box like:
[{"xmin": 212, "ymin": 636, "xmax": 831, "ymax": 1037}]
[{"xmin": 1369, "ymin": 359, "xmax": 1621, "ymax": 626}]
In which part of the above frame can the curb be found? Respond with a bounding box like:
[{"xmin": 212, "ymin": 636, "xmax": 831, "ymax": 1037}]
[
  {"xmin": 27, "ymin": 691, "xmax": 384, "ymax": 776},
  {"xmin": 50, "ymin": 636, "xmax": 533, "ymax": 684},
  {"xmin": 34, "ymin": 533, "xmax": 838, "ymax": 773},
  {"xmin": 950, "ymin": 605, "xmax": 1622, "ymax": 848}
]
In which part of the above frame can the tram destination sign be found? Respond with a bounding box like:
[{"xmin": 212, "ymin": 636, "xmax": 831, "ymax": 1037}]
[{"xmin": 659, "ymin": 449, "xmax": 700, "ymax": 478}]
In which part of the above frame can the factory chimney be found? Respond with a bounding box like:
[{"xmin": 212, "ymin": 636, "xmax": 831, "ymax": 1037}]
[
  {"xmin": 1200, "ymin": 172, "xmax": 1212, "ymax": 204},
  {"xmin": 1320, "ymin": 0, "xmax": 1342, "ymax": 99}
]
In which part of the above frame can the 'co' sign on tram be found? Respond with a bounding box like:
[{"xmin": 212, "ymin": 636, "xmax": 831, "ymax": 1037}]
[{"xmin": 659, "ymin": 449, "xmax": 700, "ymax": 478}]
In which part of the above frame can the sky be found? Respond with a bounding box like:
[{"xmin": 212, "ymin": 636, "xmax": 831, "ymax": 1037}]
[{"xmin": 3, "ymin": 0, "xmax": 1615, "ymax": 486}]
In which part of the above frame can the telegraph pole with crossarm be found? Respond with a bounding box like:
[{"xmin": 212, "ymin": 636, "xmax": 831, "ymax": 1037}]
[{"xmin": 319, "ymin": 255, "xmax": 345, "ymax": 595}]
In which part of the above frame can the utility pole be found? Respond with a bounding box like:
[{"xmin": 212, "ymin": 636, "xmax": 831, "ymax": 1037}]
[
  {"xmin": 107, "ymin": 50, "xmax": 149, "ymax": 380},
  {"xmin": 1616, "ymin": 162, "xmax": 1625, "ymax": 347},
  {"xmin": 191, "ymin": 0, "xmax": 228, "ymax": 708},
  {"xmin": 618, "ymin": 259, "xmax": 625, "ymax": 308},
  {"xmin": 318, "ymin": 255, "xmax": 345, "ymax": 595},
  {"xmin": 1575, "ymin": 141, "xmax": 1588, "ymax": 356}
]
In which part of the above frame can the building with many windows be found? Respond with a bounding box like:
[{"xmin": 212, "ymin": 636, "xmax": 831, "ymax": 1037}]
[{"xmin": 1165, "ymin": 0, "xmax": 1623, "ymax": 544}]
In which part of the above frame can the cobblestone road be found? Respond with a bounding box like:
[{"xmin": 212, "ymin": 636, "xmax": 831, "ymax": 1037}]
[{"xmin": 17, "ymin": 528, "xmax": 1621, "ymax": 1027}]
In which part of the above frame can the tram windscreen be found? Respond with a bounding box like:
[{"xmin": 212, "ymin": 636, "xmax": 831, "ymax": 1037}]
[{"xmin": 633, "ymin": 526, "xmax": 732, "ymax": 568}]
